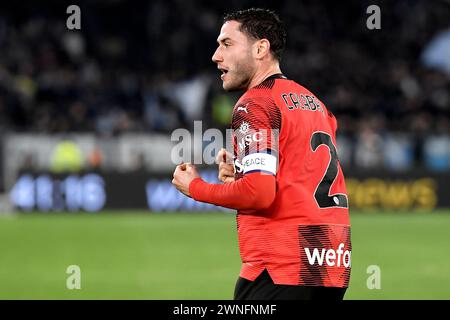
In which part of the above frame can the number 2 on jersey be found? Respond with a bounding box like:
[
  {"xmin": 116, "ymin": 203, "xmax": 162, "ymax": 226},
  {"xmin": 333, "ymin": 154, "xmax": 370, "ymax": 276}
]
[{"xmin": 310, "ymin": 131, "xmax": 348, "ymax": 209}]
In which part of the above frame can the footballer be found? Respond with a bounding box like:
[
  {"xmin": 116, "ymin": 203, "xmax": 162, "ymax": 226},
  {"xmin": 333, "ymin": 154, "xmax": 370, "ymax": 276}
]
[{"xmin": 172, "ymin": 8, "xmax": 351, "ymax": 300}]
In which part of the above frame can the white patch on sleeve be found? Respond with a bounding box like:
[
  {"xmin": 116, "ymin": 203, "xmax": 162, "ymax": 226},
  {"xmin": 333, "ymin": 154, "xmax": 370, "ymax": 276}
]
[{"xmin": 242, "ymin": 152, "xmax": 277, "ymax": 175}]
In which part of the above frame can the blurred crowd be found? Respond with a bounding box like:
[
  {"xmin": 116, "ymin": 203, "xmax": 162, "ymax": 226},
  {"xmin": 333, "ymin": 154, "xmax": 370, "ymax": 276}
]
[{"xmin": 0, "ymin": 0, "xmax": 448, "ymax": 170}]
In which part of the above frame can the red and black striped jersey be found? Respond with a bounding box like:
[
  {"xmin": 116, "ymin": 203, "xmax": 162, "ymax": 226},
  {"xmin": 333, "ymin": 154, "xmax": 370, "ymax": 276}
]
[{"xmin": 230, "ymin": 74, "xmax": 351, "ymax": 287}]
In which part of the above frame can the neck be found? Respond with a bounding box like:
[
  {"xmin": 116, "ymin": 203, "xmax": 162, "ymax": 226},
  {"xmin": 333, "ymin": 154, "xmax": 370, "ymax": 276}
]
[{"xmin": 247, "ymin": 62, "xmax": 282, "ymax": 89}]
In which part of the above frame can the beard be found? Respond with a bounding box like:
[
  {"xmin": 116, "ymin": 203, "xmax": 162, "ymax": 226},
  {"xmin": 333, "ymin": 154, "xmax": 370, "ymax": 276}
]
[{"xmin": 223, "ymin": 56, "xmax": 255, "ymax": 92}]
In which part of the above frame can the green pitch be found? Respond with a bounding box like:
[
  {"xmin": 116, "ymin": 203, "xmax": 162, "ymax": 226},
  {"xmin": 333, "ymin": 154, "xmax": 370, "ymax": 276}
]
[{"xmin": 0, "ymin": 210, "xmax": 449, "ymax": 299}]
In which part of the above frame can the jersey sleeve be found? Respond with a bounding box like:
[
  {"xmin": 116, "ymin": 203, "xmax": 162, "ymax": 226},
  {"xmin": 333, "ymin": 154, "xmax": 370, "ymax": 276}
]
[
  {"xmin": 189, "ymin": 173, "xmax": 276, "ymax": 210},
  {"xmin": 188, "ymin": 96, "xmax": 280, "ymax": 212},
  {"xmin": 232, "ymin": 96, "xmax": 281, "ymax": 176}
]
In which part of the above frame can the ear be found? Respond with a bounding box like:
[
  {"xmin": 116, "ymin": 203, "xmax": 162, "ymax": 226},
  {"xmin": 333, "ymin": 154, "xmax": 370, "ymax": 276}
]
[{"xmin": 254, "ymin": 39, "xmax": 271, "ymax": 59}]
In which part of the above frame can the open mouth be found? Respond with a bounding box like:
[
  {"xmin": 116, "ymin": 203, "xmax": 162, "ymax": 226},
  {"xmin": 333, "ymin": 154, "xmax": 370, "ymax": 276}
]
[{"xmin": 218, "ymin": 67, "xmax": 228, "ymax": 78}]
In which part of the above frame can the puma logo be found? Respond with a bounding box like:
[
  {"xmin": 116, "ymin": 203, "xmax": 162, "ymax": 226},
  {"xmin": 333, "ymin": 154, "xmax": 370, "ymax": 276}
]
[{"xmin": 237, "ymin": 105, "xmax": 248, "ymax": 113}]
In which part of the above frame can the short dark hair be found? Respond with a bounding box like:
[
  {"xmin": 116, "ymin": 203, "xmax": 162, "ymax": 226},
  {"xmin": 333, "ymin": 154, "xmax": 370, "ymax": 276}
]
[{"xmin": 224, "ymin": 8, "xmax": 286, "ymax": 61}]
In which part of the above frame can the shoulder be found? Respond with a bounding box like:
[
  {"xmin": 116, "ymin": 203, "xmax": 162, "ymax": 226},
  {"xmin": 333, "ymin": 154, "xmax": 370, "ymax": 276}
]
[
  {"xmin": 235, "ymin": 79, "xmax": 280, "ymax": 114},
  {"xmin": 232, "ymin": 95, "xmax": 281, "ymax": 131},
  {"xmin": 233, "ymin": 91, "xmax": 278, "ymax": 121}
]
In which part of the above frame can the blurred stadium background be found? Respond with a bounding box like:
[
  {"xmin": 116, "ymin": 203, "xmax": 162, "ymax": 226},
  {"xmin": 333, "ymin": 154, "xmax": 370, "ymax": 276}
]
[{"xmin": 0, "ymin": 0, "xmax": 449, "ymax": 299}]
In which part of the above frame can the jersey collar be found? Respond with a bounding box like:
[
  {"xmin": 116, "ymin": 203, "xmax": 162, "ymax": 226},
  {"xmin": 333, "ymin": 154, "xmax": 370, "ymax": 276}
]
[{"xmin": 264, "ymin": 73, "xmax": 287, "ymax": 81}]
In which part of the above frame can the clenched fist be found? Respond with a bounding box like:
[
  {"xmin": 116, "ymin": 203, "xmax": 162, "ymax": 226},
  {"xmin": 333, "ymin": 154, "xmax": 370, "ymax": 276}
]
[
  {"xmin": 172, "ymin": 163, "xmax": 200, "ymax": 197},
  {"xmin": 216, "ymin": 148, "xmax": 235, "ymax": 183}
]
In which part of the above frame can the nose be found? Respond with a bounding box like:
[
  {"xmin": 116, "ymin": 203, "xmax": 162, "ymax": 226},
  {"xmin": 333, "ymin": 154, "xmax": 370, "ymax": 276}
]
[{"xmin": 212, "ymin": 47, "xmax": 222, "ymax": 64}]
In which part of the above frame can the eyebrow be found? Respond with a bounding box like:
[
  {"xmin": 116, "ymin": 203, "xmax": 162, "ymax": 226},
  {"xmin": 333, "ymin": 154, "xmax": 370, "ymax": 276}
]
[{"xmin": 217, "ymin": 37, "xmax": 232, "ymax": 44}]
